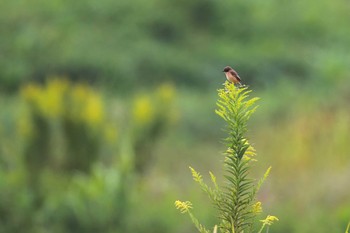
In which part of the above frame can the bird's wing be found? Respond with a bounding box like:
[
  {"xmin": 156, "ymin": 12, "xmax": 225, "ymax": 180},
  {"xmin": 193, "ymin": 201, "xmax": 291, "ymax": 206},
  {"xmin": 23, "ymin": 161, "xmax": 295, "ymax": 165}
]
[{"xmin": 230, "ymin": 70, "xmax": 241, "ymax": 82}]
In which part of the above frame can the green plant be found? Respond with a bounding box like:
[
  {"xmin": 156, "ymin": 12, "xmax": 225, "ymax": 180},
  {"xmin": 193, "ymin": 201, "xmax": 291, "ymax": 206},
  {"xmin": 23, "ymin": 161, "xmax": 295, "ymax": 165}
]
[
  {"xmin": 20, "ymin": 79, "xmax": 108, "ymax": 174},
  {"xmin": 175, "ymin": 82, "xmax": 277, "ymax": 233},
  {"xmin": 130, "ymin": 83, "xmax": 177, "ymax": 174}
]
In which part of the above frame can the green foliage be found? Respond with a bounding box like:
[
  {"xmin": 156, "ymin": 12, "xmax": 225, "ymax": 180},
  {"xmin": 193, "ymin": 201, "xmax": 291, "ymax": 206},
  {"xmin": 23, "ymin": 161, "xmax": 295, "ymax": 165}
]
[
  {"xmin": 38, "ymin": 165, "xmax": 130, "ymax": 233},
  {"xmin": 176, "ymin": 82, "xmax": 276, "ymax": 233},
  {"xmin": 1, "ymin": 0, "xmax": 350, "ymax": 91}
]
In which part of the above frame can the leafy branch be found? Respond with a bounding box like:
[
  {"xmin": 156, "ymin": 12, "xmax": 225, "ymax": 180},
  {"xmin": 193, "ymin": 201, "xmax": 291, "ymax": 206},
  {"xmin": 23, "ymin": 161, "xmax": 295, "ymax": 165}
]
[{"xmin": 175, "ymin": 82, "xmax": 277, "ymax": 233}]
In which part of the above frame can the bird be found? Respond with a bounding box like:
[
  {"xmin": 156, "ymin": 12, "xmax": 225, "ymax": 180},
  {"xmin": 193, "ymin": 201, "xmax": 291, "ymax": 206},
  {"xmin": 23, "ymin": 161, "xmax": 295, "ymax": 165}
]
[{"xmin": 222, "ymin": 66, "xmax": 243, "ymax": 86}]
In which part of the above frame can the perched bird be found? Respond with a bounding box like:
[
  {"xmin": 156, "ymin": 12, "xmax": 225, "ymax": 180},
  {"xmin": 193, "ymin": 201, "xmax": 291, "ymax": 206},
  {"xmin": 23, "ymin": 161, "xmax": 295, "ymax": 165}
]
[{"xmin": 222, "ymin": 66, "xmax": 243, "ymax": 86}]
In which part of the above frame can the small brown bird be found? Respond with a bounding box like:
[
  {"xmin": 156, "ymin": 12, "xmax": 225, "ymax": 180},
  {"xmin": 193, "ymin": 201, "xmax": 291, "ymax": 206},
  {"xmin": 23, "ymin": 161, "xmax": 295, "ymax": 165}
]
[{"xmin": 222, "ymin": 66, "xmax": 243, "ymax": 86}]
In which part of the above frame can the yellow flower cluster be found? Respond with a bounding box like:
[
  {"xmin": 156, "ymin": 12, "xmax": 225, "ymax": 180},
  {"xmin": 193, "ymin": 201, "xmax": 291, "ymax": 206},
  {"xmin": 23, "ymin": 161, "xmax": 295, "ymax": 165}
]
[
  {"xmin": 260, "ymin": 215, "xmax": 279, "ymax": 226},
  {"xmin": 69, "ymin": 83, "xmax": 104, "ymax": 126},
  {"xmin": 21, "ymin": 78, "xmax": 104, "ymax": 127},
  {"xmin": 252, "ymin": 201, "xmax": 263, "ymax": 214},
  {"xmin": 132, "ymin": 95, "xmax": 154, "ymax": 125},
  {"xmin": 132, "ymin": 82, "xmax": 177, "ymax": 126},
  {"xmin": 21, "ymin": 79, "xmax": 69, "ymax": 118},
  {"xmin": 156, "ymin": 82, "xmax": 175, "ymax": 104},
  {"xmin": 174, "ymin": 200, "xmax": 193, "ymax": 214}
]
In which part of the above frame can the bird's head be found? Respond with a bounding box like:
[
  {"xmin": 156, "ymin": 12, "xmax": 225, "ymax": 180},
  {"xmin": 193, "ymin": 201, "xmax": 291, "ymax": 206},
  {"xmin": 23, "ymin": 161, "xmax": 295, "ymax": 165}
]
[{"xmin": 222, "ymin": 66, "xmax": 232, "ymax": 72}]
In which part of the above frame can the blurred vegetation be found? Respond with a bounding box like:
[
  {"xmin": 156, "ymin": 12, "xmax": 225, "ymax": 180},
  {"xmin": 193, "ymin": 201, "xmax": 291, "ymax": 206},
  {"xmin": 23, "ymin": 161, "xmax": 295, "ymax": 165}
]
[
  {"xmin": 1, "ymin": 0, "xmax": 350, "ymax": 91},
  {"xmin": 0, "ymin": 80, "xmax": 176, "ymax": 232},
  {"xmin": 0, "ymin": 0, "xmax": 350, "ymax": 232},
  {"xmin": 21, "ymin": 79, "xmax": 106, "ymax": 174}
]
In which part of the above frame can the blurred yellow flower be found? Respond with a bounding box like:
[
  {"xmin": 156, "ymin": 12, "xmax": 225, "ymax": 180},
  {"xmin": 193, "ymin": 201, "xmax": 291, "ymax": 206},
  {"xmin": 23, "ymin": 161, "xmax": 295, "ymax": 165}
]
[
  {"xmin": 156, "ymin": 82, "xmax": 175, "ymax": 104},
  {"xmin": 260, "ymin": 215, "xmax": 279, "ymax": 226},
  {"xmin": 21, "ymin": 78, "xmax": 69, "ymax": 118},
  {"xmin": 133, "ymin": 95, "xmax": 154, "ymax": 125},
  {"xmin": 21, "ymin": 84, "xmax": 41, "ymax": 102},
  {"xmin": 252, "ymin": 201, "xmax": 262, "ymax": 214},
  {"xmin": 21, "ymin": 78, "xmax": 105, "ymax": 127},
  {"xmin": 39, "ymin": 90, "xmax": 63, "ymax": 118},
  {"xmin": 84, "ymin": 93, "xmax": 104, "ymax": 126}
]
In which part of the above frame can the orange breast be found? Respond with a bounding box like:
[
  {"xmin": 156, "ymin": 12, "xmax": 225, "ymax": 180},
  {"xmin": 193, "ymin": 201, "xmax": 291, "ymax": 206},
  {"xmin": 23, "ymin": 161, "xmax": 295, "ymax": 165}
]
[{"xmin": 225, "ymin": 72, "xmax": 239, "ymax": 83}]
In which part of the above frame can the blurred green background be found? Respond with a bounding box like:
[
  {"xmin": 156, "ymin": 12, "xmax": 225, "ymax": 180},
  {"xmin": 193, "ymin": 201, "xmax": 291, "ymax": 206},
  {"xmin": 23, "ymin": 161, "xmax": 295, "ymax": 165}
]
[{"xmin": 0, "ymin": 0, "xmax": 349, "ymax": 232}]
